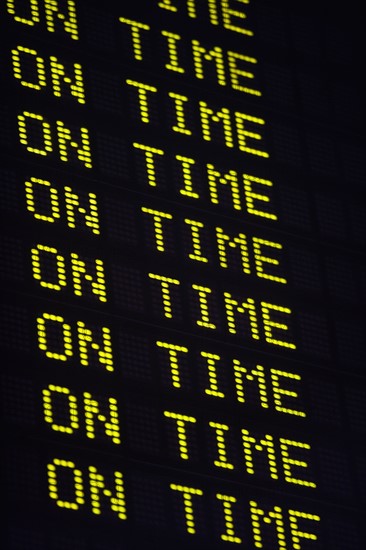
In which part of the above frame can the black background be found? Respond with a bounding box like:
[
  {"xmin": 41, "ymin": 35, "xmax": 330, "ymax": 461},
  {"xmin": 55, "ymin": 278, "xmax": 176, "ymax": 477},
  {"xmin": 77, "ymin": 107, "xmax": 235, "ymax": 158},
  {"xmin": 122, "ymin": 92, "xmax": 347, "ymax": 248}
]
[{"xmin": 1, "ymin": 0, "xmax": 365, "ymax": 548}]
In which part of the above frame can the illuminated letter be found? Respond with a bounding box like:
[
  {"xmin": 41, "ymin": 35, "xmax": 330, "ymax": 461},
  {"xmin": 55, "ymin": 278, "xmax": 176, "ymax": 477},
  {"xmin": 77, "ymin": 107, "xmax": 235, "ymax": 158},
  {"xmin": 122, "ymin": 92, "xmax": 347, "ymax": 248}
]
[
  {"xmin": 148, "ymin": 273, "xmax": 180, "ymax": 318},
  {"xmin": 201, "ymin": 351, "xmax": 224, "ymax": 398},
  {"xmin": 70, "ymin": 254, "xmax": 107, "ymax": 302},
  {"xmin": 88, "ymin": 466, "xmax": 127, "ymax": 519},
  {"xmin": 12, "ymin": 46, "xmax": 47, "ymax": 90},
  {"xmin": 169, "ymin": 92, "xmax": 192, "ymax": 135},
  {"xmin": 216, "ymin": 227, "xmax": 250, "ymax": 273},
  {"xmin": 56, "ymin": 120, "xmax": 92, "ymax": 168},
  {"xmin": 126, "ymin": 80, "xmax": 157, "ymax": 123},
  {"xmin": 279, "ymin": 439, "xmax": 316, "ymax": 488},
  {"xmin": 200, "ymin": 102, "xmax": 234, "ymax": 148},
  {"xmin": 25, "ymin": 177, "xmax": 60, "ymax": 222},
  {"xmin": 207, "ymin": 164, "xmax": 241, "ymax": 210},
  {"xmin": 161, "ymin": 31, "xmax": 185, "ymax": 73},
  {"xmin": 243, "ymin": 174, "xmax": 277, "ymax": 220},
  {"xmin": 64, "ymin": 187, "xmax": 100, "ymax": 234},
  {"xmin": 18, "ymin": 111, "xmax": 53, "ymax": 156},
  {"xmin": 288, "ymin": 510, "xmax": 320, "ymax": 548},
  {"xmin": 83, "ymin": 393, "xmax": 121, "ymax": 444},
  {"xmin": 37, "ymin": 312, "xmax": 73, "ymax": 361},
  {"xmin": 170, "ymin": 483, "xmax": 203, "ymax": 534},
  {"xmin": 176, "ymin": 154, "xmax": 199, "ymax": 199},
  {"xmin": 252, "ymin": 237, "xmax": 286, "ymax": 284},
  {"xmin": 242, "ymin": 429, "xmax": 278, "ymax": 479},
  {"xmin": 184, "ymin": 219, "xmax": 208, "ymax": 262},
  {"xmin": 227, "ymin": 51, "xmax": 261, "ymax": 96},
  {"xmin": 221, "ymin": 0, "xmax": 253, "ymax": 36},
  {"xmin": 271, "ymin": 370, "xmax": 305, "ymax": 417},
  {"xmin": 235, "ymin": 112, "xmax": 269, "ymax": 157},
  {"xmin": 158, "ymin": 0, "xmax": 203, "ymax": 21},
  {"xmin": 209, "ymin": 422, "xmax": 234, "ymax": 469},
  {"xmin": 250, "ymin": 501, "xmax": 286, "ymax": 549},
  {"xmin": 133, "ymin": 142, "xmax": 164, "ymax": 187},
  {"xmin": 141, "ymin": 207, "xmax": 173, "ymax": 252},
  {"xmin": 50, "ymin": 56, "xmax": 85, "ymax": 103},
  {"xmin": 191, "ymin": 284, "xmax": 216, "ymax": 329},
  {"xmin": 261, "ymin": 302, "xmax": 296, "ymax": 349},
  {"xmin": 43, "ymin": 385, "xmax": 79, "ymax": 433},
  {"xmin": 191, "ymin": 40, "xmax": 226, "ymax": 86},
  {"xmin": 44, "ymin": 0, "xmax": 78, "ymax": 41},
  {"xmin": 6, "ymin": 0, "xmax": 40, "ymax": 25},
  {"xmin": 31, "ymin": 244, "xmax": 67, "ymax": 290},
  {"xmin": 118, "ymin": 18, "xmax": 150, "ymax": 60},
  {"xmin": 232, "ymin": 361, "xmax": 268, "ymax": 407},
  {"xmin": 77, "ymin": 321, "xmax": 114, "ymax": 371},
  {"xmin": 48, "ymin": 459, "xmax": 84, "ymax": 510},
  {"xmin": 156, "ymin": 341, "xmax": 189, "ymax": 388},
  {"xmin": 164, "ymin": 411, "xmax": 197, "ymax": 459},
  {"xmin": 224, "ymin": 293, "xmax": 259, "ymax": 339},
  {"xmin": 216, "ymin": 494, "xmax": 242, "ymax": 543}
]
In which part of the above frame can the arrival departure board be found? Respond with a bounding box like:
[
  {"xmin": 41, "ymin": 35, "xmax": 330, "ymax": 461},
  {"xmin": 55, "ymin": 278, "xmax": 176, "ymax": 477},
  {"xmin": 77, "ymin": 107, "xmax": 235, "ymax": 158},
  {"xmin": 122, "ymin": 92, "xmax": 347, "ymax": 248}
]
[{"xmin": 1, "ymin": 1, "xmax": 365, "ymax": 549}]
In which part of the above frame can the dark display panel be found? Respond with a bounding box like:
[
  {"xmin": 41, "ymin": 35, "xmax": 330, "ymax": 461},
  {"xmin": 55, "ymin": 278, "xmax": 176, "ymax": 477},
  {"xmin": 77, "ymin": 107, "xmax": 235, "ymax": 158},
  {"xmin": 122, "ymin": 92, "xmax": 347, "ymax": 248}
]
[{"xmin": 1, "ymin": 1, "xmax": 365, "ymax": 548}]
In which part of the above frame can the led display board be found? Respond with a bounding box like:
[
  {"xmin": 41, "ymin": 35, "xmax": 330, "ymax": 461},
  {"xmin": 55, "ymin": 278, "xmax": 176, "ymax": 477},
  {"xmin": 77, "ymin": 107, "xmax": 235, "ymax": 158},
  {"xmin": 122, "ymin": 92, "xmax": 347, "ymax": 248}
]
[{"xmin": 1, "ymin": 1, "xmax": 365, "ymax": 548}]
